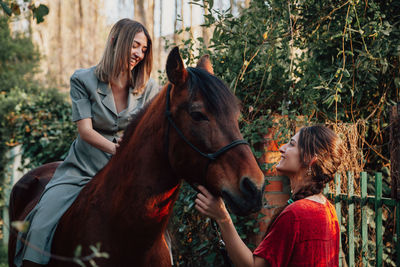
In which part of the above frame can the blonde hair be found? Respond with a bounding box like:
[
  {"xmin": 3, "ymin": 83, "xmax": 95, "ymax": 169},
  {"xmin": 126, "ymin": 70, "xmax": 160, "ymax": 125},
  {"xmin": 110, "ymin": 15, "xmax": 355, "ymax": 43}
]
[{"xmin": 95, "ymin": 19, "xmax": 153, "ymax": 94}]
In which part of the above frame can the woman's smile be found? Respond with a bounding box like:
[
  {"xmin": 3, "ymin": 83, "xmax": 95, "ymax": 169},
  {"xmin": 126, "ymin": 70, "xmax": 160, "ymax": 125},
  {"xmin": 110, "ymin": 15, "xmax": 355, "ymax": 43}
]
[
  {"xmin": 130, "ymin": 56, "xmax": 139, "ymax": 66},
  {"xmin": 276, "ymin": 132, "xmax": 302, "ymax": 174},
  {"xmin": 129, "ymin": 31, "xmax": 147, "ymax": 71}
]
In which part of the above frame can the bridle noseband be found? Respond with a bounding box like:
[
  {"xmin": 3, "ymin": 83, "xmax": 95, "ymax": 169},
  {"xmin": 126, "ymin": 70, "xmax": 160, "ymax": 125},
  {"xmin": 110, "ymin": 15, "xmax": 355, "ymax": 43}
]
[{"xmin": 164, "ymin": 83, "xmax": 249, "ymax": 183}]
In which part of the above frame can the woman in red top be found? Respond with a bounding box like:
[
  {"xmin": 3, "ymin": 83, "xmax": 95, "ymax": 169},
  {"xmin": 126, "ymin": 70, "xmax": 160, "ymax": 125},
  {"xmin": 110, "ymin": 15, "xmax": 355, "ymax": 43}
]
[{"xmin": 195, "ymin": 125, "xmax": 344, "ymax": 267}]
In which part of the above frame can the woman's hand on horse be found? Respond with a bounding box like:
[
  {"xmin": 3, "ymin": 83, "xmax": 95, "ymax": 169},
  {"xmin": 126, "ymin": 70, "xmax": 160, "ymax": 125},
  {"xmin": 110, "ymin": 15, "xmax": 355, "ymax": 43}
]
[
  {"xmin": 111, "ymin": 137, "xmax": 123, "ymax": 154},
  {"xmin": 78, "ymin": 118, "xmax": 121, "ymax": 155},
  {"xmin": 112, "ymin": 143, "xmax": 119, "ymax": 155},
  {"xmin": 117, "ymin": 137, "xmax": 123, "ymax": 145},
  {"xmin": 195, "ymin": 185, "xmax": 231, "ymax": 224}
]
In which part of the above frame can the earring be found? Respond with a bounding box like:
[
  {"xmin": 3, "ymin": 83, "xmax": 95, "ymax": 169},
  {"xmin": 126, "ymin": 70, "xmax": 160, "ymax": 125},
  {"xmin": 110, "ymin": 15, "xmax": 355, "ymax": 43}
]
[{"xmin": 306, "ymin": 166, "xmax": 312, "ymax": 177}]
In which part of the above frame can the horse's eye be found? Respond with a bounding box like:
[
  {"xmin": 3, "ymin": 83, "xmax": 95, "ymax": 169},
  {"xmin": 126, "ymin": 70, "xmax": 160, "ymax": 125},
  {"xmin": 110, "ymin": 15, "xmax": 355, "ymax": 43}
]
[{"xmin": 190, "ymin": 111, "xmax": 209, "ymax": 122}]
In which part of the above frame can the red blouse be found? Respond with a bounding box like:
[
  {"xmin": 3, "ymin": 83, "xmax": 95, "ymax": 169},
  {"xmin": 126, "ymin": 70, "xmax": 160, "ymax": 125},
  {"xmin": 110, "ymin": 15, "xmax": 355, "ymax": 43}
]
[{"xmin": 253, "ymin": 199, "xmax": 339, "ymax": 267}]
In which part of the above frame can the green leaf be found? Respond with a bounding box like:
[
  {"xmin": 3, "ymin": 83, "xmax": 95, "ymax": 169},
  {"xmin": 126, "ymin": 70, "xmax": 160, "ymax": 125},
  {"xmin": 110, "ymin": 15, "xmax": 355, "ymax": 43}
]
[
  {"xmin": 393, "ymin": 77, "xmax": 400, "ymax": 89},
  {"xmin": 32, "ymin": 4, "xmax": 49, "ymax": 24},
  {"xmin": 0, "ymin": 2, "xmax": 12, "ymax": 16},
  {"xmin": 74, "ymin": 245, "xmax": 82, "ymax": 258},
  {"xmin": 208, "ymin": 0, "xmax": 214, "ymax": 9}
]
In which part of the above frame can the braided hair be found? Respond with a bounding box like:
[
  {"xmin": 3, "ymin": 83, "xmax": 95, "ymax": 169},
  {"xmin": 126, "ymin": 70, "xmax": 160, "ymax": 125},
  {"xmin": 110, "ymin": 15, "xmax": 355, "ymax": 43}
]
[{"xmin": 265, "ymin": 125, "xmax": 345, "ymax": 235}]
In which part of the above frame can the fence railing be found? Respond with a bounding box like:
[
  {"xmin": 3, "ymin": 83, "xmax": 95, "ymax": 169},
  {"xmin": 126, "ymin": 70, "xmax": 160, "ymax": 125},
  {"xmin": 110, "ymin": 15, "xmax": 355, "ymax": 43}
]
[{"xmin": 324, "ymin": 172, "xmax": 400, "ymax": 267}]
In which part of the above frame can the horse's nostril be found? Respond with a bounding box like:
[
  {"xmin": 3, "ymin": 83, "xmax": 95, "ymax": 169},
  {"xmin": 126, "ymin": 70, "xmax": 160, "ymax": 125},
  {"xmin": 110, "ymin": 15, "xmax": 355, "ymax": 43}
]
[
  {"xmin": 240, "ymin": 177, "xmax": 257, "ymax": 197},
  {"xmin": 223, "ymin": 179, "xmax": 264, "ymax": 215}
]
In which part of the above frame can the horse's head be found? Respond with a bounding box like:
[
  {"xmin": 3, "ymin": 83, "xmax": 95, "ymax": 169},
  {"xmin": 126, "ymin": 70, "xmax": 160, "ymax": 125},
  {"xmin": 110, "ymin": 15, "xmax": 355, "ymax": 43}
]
[{"xmin": 165, "ymin": 47, "xmax": 264, "ymax": 216}]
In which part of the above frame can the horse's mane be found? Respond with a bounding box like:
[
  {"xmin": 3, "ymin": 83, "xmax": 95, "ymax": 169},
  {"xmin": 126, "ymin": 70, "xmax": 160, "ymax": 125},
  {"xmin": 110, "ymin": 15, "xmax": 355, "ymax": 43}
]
[
  {"xmin": 119, "ymin": 91, "xmax": 160, "ymax": 148},
  {"xmin": 186, "ymin": 67, "xmax": 240, "ymax": 118},
  {"xmin": 120, "ymin": 67, "xmax": 240, "ymax": 147}
]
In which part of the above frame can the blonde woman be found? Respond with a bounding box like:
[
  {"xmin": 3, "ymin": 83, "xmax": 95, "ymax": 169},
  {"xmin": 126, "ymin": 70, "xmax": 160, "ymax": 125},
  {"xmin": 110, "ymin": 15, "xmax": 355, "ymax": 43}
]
[{"xmin": 15, "ymin": 19, "xmax": 159, "ymax": 267}]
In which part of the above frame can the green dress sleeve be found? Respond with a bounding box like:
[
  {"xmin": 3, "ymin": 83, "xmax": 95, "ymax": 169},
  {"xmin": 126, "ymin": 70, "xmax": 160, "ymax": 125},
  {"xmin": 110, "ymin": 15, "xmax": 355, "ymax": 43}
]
[{"xmin": 70, "ymin": 72, "xmax": 93, "ymax": 122}]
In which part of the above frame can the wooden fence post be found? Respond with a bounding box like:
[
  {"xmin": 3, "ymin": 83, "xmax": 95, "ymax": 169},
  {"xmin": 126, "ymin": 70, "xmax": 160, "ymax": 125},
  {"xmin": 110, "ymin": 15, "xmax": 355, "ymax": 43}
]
[{"xmin": 390, "ymin": 103, "xmax": 400, "ymax": 199}]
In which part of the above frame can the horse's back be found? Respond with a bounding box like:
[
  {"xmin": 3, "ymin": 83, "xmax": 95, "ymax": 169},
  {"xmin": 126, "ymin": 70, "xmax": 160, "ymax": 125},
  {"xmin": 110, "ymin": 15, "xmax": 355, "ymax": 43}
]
[{"xmin": 8, "ymin": 161, "xmax": 61, "ymax": 267}]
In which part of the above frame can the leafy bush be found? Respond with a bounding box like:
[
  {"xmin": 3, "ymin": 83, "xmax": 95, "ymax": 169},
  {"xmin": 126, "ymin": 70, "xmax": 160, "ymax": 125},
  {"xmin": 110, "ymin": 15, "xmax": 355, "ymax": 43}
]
[
  {"xmin": 0, "ymin": 16, "xmax": 40, "ymax": 93},
  {"xmin": 5, "ymin": 86, "xmax": 75, "ymax": 169},
  {"xmin": 172, "ymin": 0, "xmax": 399, "ymax": 166},
  {"xmin": 170, "ymin": 183, "xmax": 265, "ymax": 266}
]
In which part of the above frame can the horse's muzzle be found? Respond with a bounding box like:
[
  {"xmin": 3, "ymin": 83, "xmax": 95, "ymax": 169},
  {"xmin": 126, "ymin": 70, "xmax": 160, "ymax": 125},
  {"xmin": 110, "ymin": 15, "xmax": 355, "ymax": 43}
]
[{"xmin": 221, "ymin": 177, "xmax": 265, "ymax": 216}]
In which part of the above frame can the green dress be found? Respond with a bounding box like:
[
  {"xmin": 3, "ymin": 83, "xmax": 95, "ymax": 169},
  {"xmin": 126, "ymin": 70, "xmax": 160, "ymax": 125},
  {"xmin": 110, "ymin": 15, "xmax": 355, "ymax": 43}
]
[{"xmin": 14, "ymin": 66, "xmax": 160, "ymax": 266}]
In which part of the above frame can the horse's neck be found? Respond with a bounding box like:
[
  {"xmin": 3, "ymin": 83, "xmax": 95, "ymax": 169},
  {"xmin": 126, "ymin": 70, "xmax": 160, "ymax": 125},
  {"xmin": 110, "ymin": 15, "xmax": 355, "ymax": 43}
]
[{"xmin": 91, "ymin": 93, "xmax": 180, "ymax": 230}]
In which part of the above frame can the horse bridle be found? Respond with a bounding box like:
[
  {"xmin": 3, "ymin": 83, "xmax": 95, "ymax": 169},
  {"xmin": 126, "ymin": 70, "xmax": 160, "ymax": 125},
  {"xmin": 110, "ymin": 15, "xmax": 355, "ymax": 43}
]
[
  {"xmin": 165, "ymin": 79, "xmax": 245, "ymax": 267},
  {"xmin": 164, "ymin": 82, "xmax": 249, "ymax": 189}
]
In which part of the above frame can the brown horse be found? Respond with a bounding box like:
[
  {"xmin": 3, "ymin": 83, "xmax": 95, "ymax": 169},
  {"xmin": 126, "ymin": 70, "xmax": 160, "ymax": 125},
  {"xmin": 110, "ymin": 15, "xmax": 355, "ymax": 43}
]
[{"xmin": 8, "ymin": 47, "xmax": 265, "ymax": 267}]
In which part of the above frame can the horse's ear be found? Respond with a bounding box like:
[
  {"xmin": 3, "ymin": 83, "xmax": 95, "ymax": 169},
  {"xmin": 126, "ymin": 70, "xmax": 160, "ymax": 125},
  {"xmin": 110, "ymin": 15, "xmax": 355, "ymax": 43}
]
[
  {"xmin": 196, "ymin": 54, "xmax": 214, "ymax": 75},
  {"xmin": 166, "ymin": 47, "xmax": 188, "ymax": 86}
]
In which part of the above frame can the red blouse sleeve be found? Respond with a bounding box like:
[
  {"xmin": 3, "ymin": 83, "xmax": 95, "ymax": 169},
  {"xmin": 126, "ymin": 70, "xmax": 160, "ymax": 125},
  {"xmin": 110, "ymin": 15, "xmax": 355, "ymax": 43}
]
[{"xmin": 253, "ymin": 208, "xmax": 299, "ymax": 267}]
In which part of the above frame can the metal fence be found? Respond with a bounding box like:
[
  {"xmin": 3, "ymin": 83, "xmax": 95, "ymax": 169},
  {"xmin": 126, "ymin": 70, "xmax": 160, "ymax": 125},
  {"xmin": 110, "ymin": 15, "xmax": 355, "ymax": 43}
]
[{"xmin": 325, "ymin": 172, "xmax": 400, "ymax": 267}]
